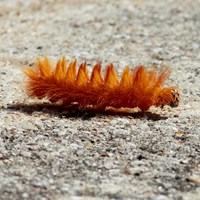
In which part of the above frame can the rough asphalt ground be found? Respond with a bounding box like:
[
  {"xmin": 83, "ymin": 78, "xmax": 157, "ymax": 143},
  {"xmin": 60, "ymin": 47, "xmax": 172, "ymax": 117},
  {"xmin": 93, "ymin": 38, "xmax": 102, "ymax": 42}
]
[{"xmin": 0, "ymin": 0, "xmax": 200, "ymax": 199}]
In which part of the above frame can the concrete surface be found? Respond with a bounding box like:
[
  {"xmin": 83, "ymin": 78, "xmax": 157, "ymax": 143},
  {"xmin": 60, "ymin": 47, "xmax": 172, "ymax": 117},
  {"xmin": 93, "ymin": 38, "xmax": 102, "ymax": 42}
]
[{"xmin": 0, "ymin": 0, "xmax": 200, "ymax": 199}]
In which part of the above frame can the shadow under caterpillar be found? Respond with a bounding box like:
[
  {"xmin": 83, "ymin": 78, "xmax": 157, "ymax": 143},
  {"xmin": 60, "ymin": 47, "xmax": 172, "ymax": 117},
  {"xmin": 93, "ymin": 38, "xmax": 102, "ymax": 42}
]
[{"xmin": 22, "ymin": 57, "xmax": 179, "ymax": 113}]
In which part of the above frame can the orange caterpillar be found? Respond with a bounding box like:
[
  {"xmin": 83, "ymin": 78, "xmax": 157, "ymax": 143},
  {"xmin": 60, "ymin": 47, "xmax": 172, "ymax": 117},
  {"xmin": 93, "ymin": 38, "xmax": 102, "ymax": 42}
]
[{"xmin": 23, "ymin": 57, "xmax": 179, "ymax": 112}]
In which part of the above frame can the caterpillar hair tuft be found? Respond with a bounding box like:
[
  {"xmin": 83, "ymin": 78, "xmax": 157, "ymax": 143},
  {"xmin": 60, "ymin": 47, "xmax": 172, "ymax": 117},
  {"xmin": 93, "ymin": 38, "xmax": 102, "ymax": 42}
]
[{"xmin": 22, "ymin": 57, "xmax": 179, "ymax": 112}]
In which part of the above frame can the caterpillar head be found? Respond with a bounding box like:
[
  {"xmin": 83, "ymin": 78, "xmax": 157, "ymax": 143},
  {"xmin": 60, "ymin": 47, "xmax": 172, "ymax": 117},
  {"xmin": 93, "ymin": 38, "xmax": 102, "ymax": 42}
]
[{"xmin": 155, "ymin": 87, "xmax": 180, "ymax": 108}]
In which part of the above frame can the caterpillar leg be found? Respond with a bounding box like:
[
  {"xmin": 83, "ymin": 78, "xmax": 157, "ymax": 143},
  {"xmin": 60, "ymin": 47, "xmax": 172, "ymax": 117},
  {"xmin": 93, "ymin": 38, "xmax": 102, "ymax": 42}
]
[{"xmin": 61, "ymin": 103, "xmax": 97, "ymax": 118}]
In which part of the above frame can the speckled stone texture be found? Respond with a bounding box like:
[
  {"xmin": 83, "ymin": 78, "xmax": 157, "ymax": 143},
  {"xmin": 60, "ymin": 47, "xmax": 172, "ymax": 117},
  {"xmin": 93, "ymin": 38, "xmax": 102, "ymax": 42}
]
[{"xmin": 0, "ymin": 0, "xmax": 200, "ymax": 200}]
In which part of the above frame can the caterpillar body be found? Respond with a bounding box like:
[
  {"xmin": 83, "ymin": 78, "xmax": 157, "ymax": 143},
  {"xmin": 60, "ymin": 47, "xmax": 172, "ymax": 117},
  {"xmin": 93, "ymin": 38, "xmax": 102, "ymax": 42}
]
[{"xmin": 23, "ymin": 57, "xmax": 179, "ymax": 112}]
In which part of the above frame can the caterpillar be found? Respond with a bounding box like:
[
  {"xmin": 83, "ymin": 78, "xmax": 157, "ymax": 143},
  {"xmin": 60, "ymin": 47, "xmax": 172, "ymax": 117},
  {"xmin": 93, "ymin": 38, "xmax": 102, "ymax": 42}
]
[{"xmin": 22, "ymin": 57, "xmax": 179, "ymax": 112}]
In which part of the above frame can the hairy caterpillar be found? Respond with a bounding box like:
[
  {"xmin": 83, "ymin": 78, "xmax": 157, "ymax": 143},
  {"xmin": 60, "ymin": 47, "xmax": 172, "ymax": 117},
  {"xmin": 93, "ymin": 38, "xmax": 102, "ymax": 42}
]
[{"xmin": 23, "ymin": 57, "xmax": 179, "ymax": 112}]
